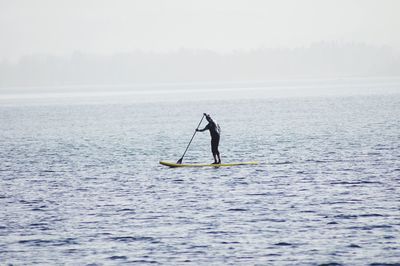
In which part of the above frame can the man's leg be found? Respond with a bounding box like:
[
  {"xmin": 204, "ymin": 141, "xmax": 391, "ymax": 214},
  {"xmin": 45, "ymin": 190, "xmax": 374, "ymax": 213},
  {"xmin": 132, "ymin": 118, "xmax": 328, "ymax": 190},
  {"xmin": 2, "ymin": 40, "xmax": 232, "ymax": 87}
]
[
  {"xmin": 216, "ymin": 150, "xmax": 221, "ymax": 164},
  {"xmin": 215, "ymin": 137, "xmax": 221, "ymax": 163},
  {"xmin": 212, "ymin": 154, "xmax": 218, "ymax": 164},
  {"xmin": 211, "ymin": 140, "xmax": 218, "ymax": 164}
]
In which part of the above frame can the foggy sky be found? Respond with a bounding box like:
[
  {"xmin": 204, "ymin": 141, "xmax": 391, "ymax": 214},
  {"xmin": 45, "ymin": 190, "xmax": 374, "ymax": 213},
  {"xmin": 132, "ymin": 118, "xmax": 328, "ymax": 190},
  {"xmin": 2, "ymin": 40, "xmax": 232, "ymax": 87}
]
[{"xmin": 1, "ymin": 0, "xmax": 400, "ymax": 62}]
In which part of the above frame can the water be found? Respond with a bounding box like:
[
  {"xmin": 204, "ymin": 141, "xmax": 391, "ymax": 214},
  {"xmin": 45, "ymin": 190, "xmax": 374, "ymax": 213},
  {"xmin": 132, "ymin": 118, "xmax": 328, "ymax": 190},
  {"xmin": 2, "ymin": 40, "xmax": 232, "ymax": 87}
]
[{"xmin": 1, "ymin": 84, "xmax": 400, "ymax": 264}]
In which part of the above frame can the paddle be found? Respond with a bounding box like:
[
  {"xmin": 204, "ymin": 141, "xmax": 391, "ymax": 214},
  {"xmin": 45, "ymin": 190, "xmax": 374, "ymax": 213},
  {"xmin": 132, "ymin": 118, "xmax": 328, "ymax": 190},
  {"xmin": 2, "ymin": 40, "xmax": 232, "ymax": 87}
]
[{"xmin": 177, "ymin": 114, "xmax": 205, "ymax": 164}]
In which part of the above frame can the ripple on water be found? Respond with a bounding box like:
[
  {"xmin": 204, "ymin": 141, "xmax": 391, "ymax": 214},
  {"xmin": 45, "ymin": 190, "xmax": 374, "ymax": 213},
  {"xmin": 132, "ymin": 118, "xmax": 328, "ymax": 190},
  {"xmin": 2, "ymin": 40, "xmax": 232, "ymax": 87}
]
[
  {"xmin": 226, "ymin": 208, "xmax": 248, "ymax": 212},
  {"xmin": 18, "ymin": 238, "xmax": 78, "ymax": 247},
  {"xmin": 274, "ymin": 242, "xmax": 293, "ymax": 246},
  {"xmin": 109, "ymin": 236, "xmax": 160, "ymax": 244},
  {"xmin": 108, "ymin": 255, "xmax": 128, "ymax": 260}
]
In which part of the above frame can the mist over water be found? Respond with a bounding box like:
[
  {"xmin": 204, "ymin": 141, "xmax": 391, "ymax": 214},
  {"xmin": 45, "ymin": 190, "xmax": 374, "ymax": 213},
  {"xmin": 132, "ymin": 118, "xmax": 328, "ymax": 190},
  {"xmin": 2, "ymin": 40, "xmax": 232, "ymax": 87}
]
[
  {"xmin": 1, "ymin": 44, "xmax": 399, "ymax": 88},
  {"xmin": 1, "ymin": 80, "xmax": 399, "ymax": 264},
  {"xmin": 1, "ymin": 77, "xmax": 400, "ymax": 106}
]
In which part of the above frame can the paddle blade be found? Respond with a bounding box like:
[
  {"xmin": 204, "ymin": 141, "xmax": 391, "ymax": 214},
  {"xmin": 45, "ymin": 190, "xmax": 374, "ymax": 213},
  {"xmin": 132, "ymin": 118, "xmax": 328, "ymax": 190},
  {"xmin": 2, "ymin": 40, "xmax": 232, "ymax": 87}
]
[{"xmin": 176, "ymin": 158, "xmax": 183, "ymax": 164}]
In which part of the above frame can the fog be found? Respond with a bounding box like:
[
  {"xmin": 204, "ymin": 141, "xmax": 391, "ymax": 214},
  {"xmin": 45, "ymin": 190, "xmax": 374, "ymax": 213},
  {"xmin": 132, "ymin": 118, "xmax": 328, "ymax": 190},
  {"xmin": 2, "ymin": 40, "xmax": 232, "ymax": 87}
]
[
  {"xmin": 1, "ymin": 43, "xmax": 399, "ymax": 88},
  {"xmin": 1, "ymin": 0, "xmax": 400, "ymax": 91}
]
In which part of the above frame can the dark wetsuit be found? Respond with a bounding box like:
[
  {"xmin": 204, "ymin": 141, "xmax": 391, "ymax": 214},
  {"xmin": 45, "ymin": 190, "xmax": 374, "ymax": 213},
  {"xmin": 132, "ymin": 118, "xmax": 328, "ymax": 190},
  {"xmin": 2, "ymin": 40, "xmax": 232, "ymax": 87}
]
[
  {"xmin": 203, "ymin": 120, "xmax": 221, "ymax": 155},
  {"xmin": 197, "ymin": 115, "xmax": 221, "ymax": 163}
]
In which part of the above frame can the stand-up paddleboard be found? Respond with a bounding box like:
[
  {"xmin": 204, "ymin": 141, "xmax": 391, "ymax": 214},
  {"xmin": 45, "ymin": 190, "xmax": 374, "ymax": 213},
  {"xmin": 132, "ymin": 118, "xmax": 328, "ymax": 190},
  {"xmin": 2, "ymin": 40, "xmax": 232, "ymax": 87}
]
[{"xmin": 159, "ymin": 161, "xmax": 258, "ymax": 168}]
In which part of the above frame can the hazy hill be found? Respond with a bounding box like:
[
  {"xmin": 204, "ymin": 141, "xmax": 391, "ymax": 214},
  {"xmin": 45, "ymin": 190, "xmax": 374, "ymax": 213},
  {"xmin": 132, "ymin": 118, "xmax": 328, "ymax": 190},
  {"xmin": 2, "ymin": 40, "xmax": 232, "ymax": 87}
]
[{"xmin": 1, "ymin": 42, "xmax": 399, "ymax": 89}]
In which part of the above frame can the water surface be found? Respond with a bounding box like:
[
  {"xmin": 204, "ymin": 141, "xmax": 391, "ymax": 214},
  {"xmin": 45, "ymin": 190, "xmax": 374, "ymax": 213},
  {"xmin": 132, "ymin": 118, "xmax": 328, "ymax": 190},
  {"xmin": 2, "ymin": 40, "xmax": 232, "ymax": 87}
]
[{"xmin": 1, "ymin": 83, "xmax": 400, "ymax": 264}]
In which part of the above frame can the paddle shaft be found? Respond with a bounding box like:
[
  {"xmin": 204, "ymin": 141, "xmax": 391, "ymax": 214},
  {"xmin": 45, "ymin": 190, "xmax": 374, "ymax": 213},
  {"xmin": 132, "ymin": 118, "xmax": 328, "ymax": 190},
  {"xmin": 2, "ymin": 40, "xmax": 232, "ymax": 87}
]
[{"xmin": 178, "ymin": 114, "xmax": 205, "ymax": 163}]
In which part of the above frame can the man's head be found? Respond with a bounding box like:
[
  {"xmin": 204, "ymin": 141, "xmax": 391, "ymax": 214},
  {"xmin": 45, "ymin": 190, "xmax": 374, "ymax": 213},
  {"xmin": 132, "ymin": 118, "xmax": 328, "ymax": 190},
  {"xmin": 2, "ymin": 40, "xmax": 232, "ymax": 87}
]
[{"xmin": 204, "ymin": 113, "xmax": 211, "ymax": 122}]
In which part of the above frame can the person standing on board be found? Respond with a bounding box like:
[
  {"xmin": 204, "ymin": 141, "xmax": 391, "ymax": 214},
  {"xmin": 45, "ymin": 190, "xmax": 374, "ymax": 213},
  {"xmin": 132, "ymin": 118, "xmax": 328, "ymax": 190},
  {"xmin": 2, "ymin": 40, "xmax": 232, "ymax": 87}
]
[{"xmin": 196, "ymin": 113, "xmax": 221, "ymax": 164}]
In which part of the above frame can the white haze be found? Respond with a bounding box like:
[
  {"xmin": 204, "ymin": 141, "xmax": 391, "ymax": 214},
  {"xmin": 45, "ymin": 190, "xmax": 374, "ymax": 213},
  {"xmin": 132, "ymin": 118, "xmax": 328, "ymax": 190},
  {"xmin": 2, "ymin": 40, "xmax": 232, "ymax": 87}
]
[
  {"xmin": 0, "ymin": 0, "xmax": 400, "ymax": 92},
  {"xmin": 1, "ymin": 0, "xmax": 400, "ymax": 61}
]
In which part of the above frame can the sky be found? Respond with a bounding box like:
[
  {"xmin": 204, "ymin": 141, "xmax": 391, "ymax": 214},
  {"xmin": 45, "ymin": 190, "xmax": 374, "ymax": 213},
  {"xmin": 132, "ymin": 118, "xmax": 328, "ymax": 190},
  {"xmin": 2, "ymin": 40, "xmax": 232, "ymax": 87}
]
[{"xmin": 0, "ymin": 0, "xmax": 399, "ymax": 62}]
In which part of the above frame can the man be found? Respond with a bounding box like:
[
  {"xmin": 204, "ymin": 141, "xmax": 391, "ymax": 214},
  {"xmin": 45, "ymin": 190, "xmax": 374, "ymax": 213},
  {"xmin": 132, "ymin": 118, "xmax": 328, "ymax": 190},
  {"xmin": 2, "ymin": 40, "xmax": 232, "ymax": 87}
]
[{"xmin": 196, "ymin": 113, "xmax": 221, "ymax": 164}]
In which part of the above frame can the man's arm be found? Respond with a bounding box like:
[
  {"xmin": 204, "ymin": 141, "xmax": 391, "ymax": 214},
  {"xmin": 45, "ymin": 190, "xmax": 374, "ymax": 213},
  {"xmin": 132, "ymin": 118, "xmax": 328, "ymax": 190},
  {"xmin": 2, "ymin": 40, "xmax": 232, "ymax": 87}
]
[{"xmin": 196, "ymin": 124, "xmax": 209, "ymax": 132}]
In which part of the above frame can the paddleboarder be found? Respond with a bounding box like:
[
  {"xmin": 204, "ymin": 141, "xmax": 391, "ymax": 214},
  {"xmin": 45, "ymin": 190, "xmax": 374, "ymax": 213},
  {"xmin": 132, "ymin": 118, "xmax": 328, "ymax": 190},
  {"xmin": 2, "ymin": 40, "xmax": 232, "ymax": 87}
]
[{"xmin": 196, "ymin": 113, "xmax": 221, "ymax": 164}]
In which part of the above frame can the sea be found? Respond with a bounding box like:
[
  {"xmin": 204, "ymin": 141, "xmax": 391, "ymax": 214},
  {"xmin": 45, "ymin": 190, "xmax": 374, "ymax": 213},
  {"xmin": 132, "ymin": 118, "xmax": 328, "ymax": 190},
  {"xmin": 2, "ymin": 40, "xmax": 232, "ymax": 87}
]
[{"xmin": 1, "ymin": 78, "xmax": 399, "ymax": 265}]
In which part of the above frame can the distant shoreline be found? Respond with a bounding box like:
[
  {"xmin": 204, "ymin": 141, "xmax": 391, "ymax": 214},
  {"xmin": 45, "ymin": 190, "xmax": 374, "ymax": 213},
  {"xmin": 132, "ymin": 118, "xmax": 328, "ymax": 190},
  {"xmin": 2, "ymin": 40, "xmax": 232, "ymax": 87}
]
[{"xmin": 1, "ymin": 76, "xmax": 400, "ymax": 95}]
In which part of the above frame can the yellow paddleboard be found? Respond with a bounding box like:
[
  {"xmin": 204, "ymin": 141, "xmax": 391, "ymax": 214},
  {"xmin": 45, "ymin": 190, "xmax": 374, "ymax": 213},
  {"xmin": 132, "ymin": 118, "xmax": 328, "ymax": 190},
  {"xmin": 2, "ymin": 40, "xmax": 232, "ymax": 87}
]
[{"xmin": 159, "ymin": 161, "xmax": 258, "ymax": 167}]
